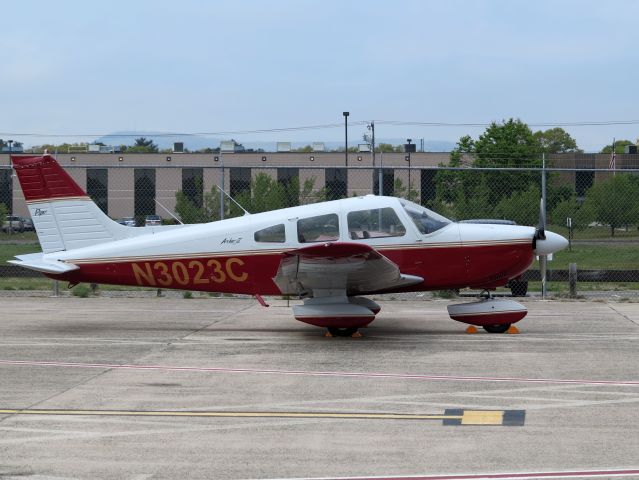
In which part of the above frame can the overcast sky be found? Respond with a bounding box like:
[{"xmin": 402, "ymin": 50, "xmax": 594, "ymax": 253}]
[{"xmin": 1, "ymin": 0, "xmax": 638, "ymax": 151}]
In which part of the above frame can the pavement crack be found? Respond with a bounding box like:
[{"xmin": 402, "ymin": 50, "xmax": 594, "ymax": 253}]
[
  {"xmin": 608, "ymin": 303, "xmax": 639, "ymax": 327},
  {"xmin": 0, "ymin": 367, "xmax": 114, "ymax": 426}
]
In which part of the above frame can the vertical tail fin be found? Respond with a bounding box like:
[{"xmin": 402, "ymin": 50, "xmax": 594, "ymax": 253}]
[{"xmin": 11, "ymin": 154, "xmax": 129, "ymax": 253}]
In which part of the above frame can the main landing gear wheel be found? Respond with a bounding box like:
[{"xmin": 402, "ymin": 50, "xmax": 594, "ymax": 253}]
[
  {"xmin": 482, "ymin": 324, "xmax": 511, "ymax": 334},
  {"xmin": 327, "ymin": 327, "xmax": 359, "ymax": 337}
]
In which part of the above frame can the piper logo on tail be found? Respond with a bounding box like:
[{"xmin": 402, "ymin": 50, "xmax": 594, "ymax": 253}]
[{"xmin": 34, "ymin": 208, "xmax": 48, "ymax": 216}]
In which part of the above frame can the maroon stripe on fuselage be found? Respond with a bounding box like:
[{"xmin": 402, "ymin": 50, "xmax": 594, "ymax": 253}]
[{"xmin": 52, "ymin": 242, "xmax": 534, "ymax": 294}]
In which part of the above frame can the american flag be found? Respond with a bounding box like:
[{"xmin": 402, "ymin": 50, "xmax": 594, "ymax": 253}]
[{"xmin": 609, "ymin": 139, "xmax": 616, "ymax": 170}]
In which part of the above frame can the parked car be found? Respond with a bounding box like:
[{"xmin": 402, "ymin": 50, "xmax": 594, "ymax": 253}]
[
  {"xmin": 2, "ymin": 215, "xmax": 25, "ymax": 233},
  {"xmin": 144, "ymin": 215, "xmax": 162, "ymax": 227},
  {"xmin": 117, "ymin": 217, "xmax": 136, "ymax": 227},
  {"xmin": 19, "ymin": 216, "xmax": 34, "ymax": 231}
]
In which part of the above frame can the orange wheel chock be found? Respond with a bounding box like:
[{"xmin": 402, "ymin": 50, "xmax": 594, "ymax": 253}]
[
  {"xmin": 465, "ymin": 326, "xmax": 478, "ymax": 334},
  {"xmin": 507, "ymin": 325, "xmax": 520, "ymax": 334}
]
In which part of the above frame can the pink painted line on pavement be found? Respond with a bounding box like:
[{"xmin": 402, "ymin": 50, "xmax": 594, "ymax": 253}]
[
  {"xmin": 0, "ymin": 359, "xmax": 638, "ymax": 387},
  {"xmin": 264, "ymin": 468, "xmax": 639, "ymax": 479}
]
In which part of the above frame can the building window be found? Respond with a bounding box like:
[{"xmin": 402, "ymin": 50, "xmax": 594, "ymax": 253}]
[
  {"xmin": 420, "ymin": 169, "xmax": 437, "ymax": 205},
  {"xmin": 182, "ymin": 168, "xmax": 203, "ymax": 208},
  {"xmin": 0, "ymin": 169, "xmax": 12, "ymax": 214},
  {"xmin": 230, "ymin": 167, "xmax": 251, "ymax": 198},
  {"xmin": 373, "ymin": 169, "xmax": 394, "ymax": 196},
  {"xmin": 134, "ymin": 169, "xmax": 156, "ymax": 222},
  {"xmin": 278, "ymin": 168, "xmax": 299, "ymax": 207},
  {"xmin": 86, "ymin": 168, "xmax": 108, "ymax": 214},
  {"xmin": 575, "ymin": 171, "xmax": 594, "ymax": 198},
  {"xmin": 325, "ymin": 168, "xmax": 347, "ymax": 200}
]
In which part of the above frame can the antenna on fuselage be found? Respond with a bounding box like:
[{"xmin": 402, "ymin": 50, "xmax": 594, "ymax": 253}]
[
  {"xmin": 154, "ymin": 198, "xmax": 184, "ymax": 224},
  {"xmin": 215, "ymin": 184, "xmax": 251, "ymax": 216}
]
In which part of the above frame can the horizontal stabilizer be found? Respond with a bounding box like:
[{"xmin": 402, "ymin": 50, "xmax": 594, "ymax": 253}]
[{"xmin": 8, "ymin": 253, "xmax": 79, "ymax": 275}]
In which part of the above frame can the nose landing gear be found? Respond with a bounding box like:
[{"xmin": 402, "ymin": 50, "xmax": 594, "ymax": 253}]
[{"xmin": 447, "ymin": 291, "xmax": 527, "ymax": 334}]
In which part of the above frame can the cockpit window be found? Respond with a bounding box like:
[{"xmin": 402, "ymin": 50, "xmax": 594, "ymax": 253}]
[
  {"xmin": 347, "ymin": 207, "xmax": 406, "ymax": 239},
  {"xmin": 297, "ymin": 213, "xmax": 339, "ymax": 243},
  {"xmin": 401, "ymin": 200, "xmax": 451, "ymax": 234}
]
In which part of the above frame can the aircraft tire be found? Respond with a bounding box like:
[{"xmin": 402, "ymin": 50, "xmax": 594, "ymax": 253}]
[
  {"xmin": 327, "ymin": 327, "xmax": 359, "ymax": 337},
  {"xmin": 482, "ymin": 324, "xmax": 511, "ymax": 334},
  {"xmin": 509, "ymin": 280, "xmax": 528, "ymax": 297}
]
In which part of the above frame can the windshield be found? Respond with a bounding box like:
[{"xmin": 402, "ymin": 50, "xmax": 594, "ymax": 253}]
[{"xmin": 400, "ymin": 200, "xmax": 451, "ymax": 235}]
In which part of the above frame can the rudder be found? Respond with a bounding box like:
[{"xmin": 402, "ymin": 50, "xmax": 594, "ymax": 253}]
[{"xmin": 11, "ymin": 154, "xmax": 130, "ymax": 253}]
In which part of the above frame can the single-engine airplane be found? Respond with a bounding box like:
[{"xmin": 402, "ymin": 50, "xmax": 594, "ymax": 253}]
[{"xmin": 9, "ymin": 154, "xmax": 568, "ymax": 336}]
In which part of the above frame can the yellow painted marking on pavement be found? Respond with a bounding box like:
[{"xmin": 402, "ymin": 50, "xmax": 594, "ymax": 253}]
[
  {"xmin": 0, "ymin": 409, "xmax": 521, "ymax": 425},
  {"xmin": 461, "ymin": 410, "xmax": 504, "ymax": 425},
  {"xmin": 0, "ymin": 409, "xmax": 460, "ymax": 420}
]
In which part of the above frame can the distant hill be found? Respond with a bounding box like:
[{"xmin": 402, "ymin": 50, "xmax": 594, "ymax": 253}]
[{"xmin": 93, "ymin": 131, "xmax": 455, "ymax": 153}]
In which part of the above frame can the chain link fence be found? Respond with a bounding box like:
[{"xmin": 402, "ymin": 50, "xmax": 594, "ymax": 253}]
[{"xmin": 1, "ymin": 163, "xmax": 638, "ymax": 299}]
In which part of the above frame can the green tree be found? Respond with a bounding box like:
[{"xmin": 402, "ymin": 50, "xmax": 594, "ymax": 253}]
[
  {"xmin": 0, "ymin": 203, "xmax": 7, "ymax": 222},
  {"xmin": 601, "ymin": 140, "xmax": 634, "ymax": 154},
  {"xmin": 533, "ymin": 128, "xmax": 581, "ymax": 154},
  {"xmin": 175, "ymin": 173, "xmax": 324, "ymax": 221},
  {"xmin": 434, "ymin": 120, "xmax": 542, "ymax": 220},
  {"xmin": 392, "ymin": 177, "xmax": 419, "ymax": 203},
  {"xmin": 193, "ymin": 147, "xmax": 219, "ymax": 154},
  {"xmin": 551, "ymin": 196, "xmax": 592, "ymax": 230},
  {"xmin": 493, "ymin": 184, "xmax": 541, "ymax": 226},
  {"xmin": 376, "ymin": 143, "xmax": 403, "ymax": 153},
  {"xmin": 581, "ymin": 174, "xmax": 639, "ymax": 236},
  {"xmin": 126, "ymin": 137, "xmax": 159, "ymax": 153},
  {"xmin": 433, "ymin": 136, "xmax": 493, "ymax": 219},
  {"xmin": 232, "ymin": 173, "xmax": 325, "ymax": 216},
  {"xmin": 292, "ymin": 145, "xmax": 313, "ymax": 152},
  {"xmin": 31, "ymin": 143, "xmax": 89, "ymax": 153},
  {"xmin": 234, "ymin": 173, "xmax": 288, "ymax": 214},
  {"xmin": 174, "ymin": 184, "xmax": 227, "ymax": 224},
  {"xmin": 299, "ymin": 177, "xmax": 326, "ymax": 205},
  {"xmin": 474, "ymin": 119, "xmax": 540, "ymax": 168},
  {"xmin": 447, "ymin": 135, "xmax": 474, "ymax": 167}
]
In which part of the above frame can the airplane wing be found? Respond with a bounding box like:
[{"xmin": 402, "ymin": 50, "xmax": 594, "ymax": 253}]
[{"xmin": 273, "ymin": 242, "xmax": 423, "ymax": 297}]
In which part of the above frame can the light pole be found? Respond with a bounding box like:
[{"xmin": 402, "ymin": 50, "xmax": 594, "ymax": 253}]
[
  {"xmin": 219, "ymin": 149, "xmax": 224, "ymax": 220},
  {"xmin": 367, "ymin": 121, "xmax": 380, "ymax": 195},
  {"xmin": 343, "ymin": 112, "xmax": 349, "ymax": 167},
  {"xmin": 406, "ymin": 138, "xmax": 412, "ymax": 199},
  {"xmin": 7, "ymin": 140, "xmax": 14, "ymax": 234}
]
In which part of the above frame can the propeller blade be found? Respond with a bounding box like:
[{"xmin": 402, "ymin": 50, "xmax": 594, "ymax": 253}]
[{"xmin": 536, "ymin": 197, "xmax": 546, "ymax": 241}]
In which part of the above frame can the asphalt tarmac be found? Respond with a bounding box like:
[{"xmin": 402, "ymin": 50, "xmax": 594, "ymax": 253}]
[{"xmin": 0, "ymin": 296, "xmax": 638, "ymax": 480}]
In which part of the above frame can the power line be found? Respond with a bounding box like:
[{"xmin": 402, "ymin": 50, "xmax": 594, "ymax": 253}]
[
  {"xmin": 376, "ymin": 119, "xmax": 639, "ymax": 127},
  {"xmin": 0, "ymin": 122, "xmax": 370, "ymax": 139},
  {"xmin": 0, "ymin": 118, "xmax": 637, "ymax": 140}
]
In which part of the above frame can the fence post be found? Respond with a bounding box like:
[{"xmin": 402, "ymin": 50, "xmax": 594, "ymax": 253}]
[
  {"xmin": 569, "ymin": 263, "xmax": 578, "ymax": 298},
  {"xmin": 220, "ymin": 155, "xmax": 225, "ymax": 220},
  {"xmin": 52, "ymin": 280, "xmax": 59, "ymax": 297},
  {"xmin": 541, "ymin": 153, "xmax": 548, "ymax": 299}
]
